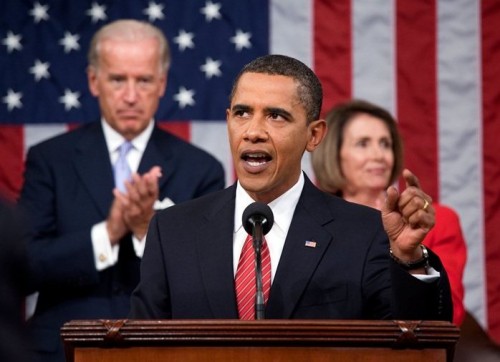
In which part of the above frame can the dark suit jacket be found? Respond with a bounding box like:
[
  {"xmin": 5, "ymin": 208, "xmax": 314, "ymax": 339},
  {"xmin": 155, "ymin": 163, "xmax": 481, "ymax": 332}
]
[
  {"xmin": 18, "ymin": 122, "xmax": 225, "ymax": 361},
  {"xmin": 0, "ymin": 200, "xmax": 33, "ymax": 362},
  {"xmin": 130, "ymin": 176, "xmax": 452, "ymax": 321}
]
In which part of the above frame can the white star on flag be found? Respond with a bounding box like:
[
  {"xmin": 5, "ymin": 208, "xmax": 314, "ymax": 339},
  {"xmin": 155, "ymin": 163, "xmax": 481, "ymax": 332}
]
[
  {"xmin": 59, "ymin": 89, "xmax": 81, "ymax": 111},
  {"xmin": 173, "ymin": 87, "xmax": 195, "ymax": 109},
  {"xmin": 200, "ymin": 58, "xmax": 222, "ymax": 79},
  {"xmin": 29, "ymin": 2, "xmax": 50, "ymax": 23},
  {"xmin": 59, "ymin": 32, "xmax": 80, "ymax": 53},
  {"xmin": 200, "ymin": 1, "xmax": 222, "ymax": 22},
  {"xmin": 174, "ymin": 30, "xmax": 195, "ymax": 51},
  {"xmin": 143, "ymin": 1, "xmax": 165, "ymax": 22},
  {"xmin": 2, "ymin": 89, "xmax": 23, "ymax": 111},
  {"xmin": 86, "ymin": 2, "xmax": 107, "ymax": 23},
  {"xmin": 2, "ymin": 31, "xmax": 22, "ymax": 53},
  {"xmin": 230, "ymin": 29, "xmax": 252, "ymax": 51},
  {"xmin": 29, "ymin": 59, "xmax": 50, "ymax": 82}
]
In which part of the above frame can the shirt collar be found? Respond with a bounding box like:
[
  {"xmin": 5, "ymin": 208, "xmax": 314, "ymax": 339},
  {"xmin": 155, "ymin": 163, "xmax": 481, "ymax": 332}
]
[
  {"xmin": 234, "ymin": 172, "xmax": 305, "ymax": 234},
  {"xmin": 101, "ymin": 118, "xmax": 154, "ymax": 153}
]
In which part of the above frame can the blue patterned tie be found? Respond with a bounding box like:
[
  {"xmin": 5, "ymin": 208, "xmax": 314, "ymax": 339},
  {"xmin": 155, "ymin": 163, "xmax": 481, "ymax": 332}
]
[{"xmin": 114, "ymin": 141, "xmax": 133, "ymax": 193}]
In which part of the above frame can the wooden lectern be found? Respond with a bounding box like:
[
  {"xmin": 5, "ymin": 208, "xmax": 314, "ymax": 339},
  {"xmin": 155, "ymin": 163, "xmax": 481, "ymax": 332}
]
[{"xmin": 61, "ymin": 319, "xmax": 459, "ymax": 362}]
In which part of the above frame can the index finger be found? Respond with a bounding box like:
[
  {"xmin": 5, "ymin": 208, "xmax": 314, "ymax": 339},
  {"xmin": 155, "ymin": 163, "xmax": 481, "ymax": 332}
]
[
  {"xmin": 403, "ymin": 168, "xmax": 422, "ymax": 189},
  {"xmin": 143, "ymin": 166, "xmax": 162, "ymax": 195}
]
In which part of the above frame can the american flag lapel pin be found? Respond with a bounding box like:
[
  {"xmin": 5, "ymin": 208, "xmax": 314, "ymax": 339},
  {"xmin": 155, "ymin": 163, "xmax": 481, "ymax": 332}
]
[{"xmin": 304, "ymin": 240, "xmax": 317, "ymax": 248}]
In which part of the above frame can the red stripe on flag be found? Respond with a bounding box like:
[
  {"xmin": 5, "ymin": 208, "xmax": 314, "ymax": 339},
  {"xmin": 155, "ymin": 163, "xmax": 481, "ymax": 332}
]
[
  {"xmin": 157, "ymin": 121, "xmax": 191, "ymax": 142},
  {"xmin": 0, "ymin": 125, "xmax": 24, "ymax": 201},
  {"xmin": 481, "ymin": 0, "xmax": 500, "ymax": 345},
  {"xmin": 396, "ymin": 0, "xmax": 439, "ymax": 200},
  {"xmin": 314, "ymin": 0, "xmax": 352, "ymax": 115}
]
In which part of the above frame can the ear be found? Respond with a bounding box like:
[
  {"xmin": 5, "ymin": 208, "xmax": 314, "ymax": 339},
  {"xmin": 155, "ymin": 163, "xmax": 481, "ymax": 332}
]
[
  {"xmin": 306, "ymin": 119, "xmax": 327, "ymax": 152},
  {"xmin": 87, "ymin": 66, "xmax": 99, "ymax": 97},
  {"xmin": 158, "ymin": 72, "xmax": 168, "ymax": 97}
]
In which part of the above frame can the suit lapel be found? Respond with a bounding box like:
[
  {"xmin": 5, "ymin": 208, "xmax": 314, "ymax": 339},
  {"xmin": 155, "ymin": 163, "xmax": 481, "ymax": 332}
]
[
  {"xmin": 266, "ymin": 178, "xmax": 335, "ymax": 318},
  {"xmin": 137, "ymin": 126, "xmax": 171, "ymax": 191},
  {"xmin": 73, "ymin": 123, "xmax": 114, "ymax": 218},
  {"xmin": 196, "ymin": 185, "xmax": 239, "ymax": 318}
]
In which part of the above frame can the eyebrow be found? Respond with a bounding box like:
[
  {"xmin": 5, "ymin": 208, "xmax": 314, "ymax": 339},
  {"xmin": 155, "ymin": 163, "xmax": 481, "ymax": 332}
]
[
  {"xmin": 231, "ymin": 104, "xmax": 251, "ymax": 112},
  {"xmin": 230, "ymin": 104, "xmax": 293, "ymax": 120},
  {"xmin": 264, "ymin": 106, "xmax": 293, "ymax": 119}
]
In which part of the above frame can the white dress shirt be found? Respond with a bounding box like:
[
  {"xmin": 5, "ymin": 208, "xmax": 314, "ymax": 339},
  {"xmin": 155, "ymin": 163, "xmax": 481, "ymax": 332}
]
[
  {"xmin": 233, "ymin": 173, "xmax": 305, "ymax": 283},
  {"xmin": 91, "ymin": 119, "xmax": 154, "ymax": 271}
]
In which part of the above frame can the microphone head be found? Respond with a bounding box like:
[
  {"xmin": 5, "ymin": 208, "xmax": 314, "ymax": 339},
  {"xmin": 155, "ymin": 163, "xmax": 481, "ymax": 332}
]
[{"xmin": 242, "ymin": 202, "xmax": 274, "ymax": 235}]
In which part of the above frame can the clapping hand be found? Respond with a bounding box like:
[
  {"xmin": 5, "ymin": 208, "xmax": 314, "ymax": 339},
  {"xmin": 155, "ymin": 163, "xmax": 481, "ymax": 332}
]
[{"xmin": 112, "ymin": 166, "xmax": 162, "ymax": 241}]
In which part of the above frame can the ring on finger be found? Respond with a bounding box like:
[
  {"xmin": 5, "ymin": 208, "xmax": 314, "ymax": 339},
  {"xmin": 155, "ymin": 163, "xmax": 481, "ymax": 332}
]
[{"xmin": 422, "ymin": 198, "xmax": 430, "ymax": 212}]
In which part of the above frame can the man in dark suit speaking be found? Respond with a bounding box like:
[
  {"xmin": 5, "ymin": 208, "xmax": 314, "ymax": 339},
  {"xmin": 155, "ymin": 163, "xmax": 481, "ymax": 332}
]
[
  {"xmin": 130, "ymin": 54, "xmax": 452, "ymax": 322},
  {"xmin": 19, "ymin": 20, "xmax": 225, "ymax": 362}
]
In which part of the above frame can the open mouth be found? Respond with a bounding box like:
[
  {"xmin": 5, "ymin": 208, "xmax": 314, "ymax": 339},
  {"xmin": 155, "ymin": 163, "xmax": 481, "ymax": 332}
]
[{"xmin": 241, "ymin": 152, "xmax": 272, "ymax": 167}]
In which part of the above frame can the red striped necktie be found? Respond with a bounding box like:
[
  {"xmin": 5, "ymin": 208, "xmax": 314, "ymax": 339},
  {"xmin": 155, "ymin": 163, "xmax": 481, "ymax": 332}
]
[{"xmin": 235, "ymin": 234, "xmax": 271, "ymax": 320}]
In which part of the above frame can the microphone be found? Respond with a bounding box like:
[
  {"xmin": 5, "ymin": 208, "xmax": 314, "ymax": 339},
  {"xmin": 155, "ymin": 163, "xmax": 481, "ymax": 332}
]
[{"xmin": 242, "ymin": 202, "xmax": 274, "ymax": 320}]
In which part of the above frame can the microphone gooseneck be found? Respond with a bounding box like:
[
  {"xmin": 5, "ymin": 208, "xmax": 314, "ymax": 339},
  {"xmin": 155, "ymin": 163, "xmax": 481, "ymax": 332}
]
[{"xmin": 242, "ymin": 202, "xmax": 274, "ymax": 320}]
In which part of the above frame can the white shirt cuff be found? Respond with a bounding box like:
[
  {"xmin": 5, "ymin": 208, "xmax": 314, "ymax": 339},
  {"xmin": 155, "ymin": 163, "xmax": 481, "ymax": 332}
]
[
  {"xmin": 91, "ymin": 221, "xmax": 120, "ymax": 270},
  {"xmin": 412, "ymin": 266, "xmax": 440, "ymax": 282}
]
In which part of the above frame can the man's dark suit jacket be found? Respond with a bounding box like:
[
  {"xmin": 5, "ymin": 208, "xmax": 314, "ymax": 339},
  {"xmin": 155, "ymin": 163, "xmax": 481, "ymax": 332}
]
[
  {"xmin": 130, "ymin": 176, "xmax": 452, "ymax": 321},
  {"xmin": 0, "ymin": 200, "xmax": 33, "ymax": 362},
  {"xmin": 19, "ymin": 121, "xmax": 225, "ymax": 361}
]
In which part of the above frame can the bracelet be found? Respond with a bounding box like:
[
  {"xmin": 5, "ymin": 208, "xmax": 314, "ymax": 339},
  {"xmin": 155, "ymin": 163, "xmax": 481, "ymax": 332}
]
[{"xmin": 390, "ymin": 244, "xmax": 429, "ymax": 270}]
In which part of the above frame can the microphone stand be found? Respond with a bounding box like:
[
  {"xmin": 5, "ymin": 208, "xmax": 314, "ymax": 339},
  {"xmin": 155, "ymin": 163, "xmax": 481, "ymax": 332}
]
[
  {"xmin": 251, "ymin": 218, "xmax": 265, "ymax": 320},
  {"xmin": 243, "ymin": 202, "xmax": 273, "ymax": 320}
]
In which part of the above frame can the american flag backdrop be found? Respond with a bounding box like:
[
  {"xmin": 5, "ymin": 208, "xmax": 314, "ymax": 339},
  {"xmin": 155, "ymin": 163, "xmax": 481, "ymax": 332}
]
[{"xmin": 1, "ymin": 0, "xmax": 499, "ymax": 344}]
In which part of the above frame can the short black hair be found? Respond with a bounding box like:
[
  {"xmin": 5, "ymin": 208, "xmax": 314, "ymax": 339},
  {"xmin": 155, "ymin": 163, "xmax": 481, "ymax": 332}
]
[{"xmin": 230, "ymin": 54, "xmax": 323, "ymax": 123}]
